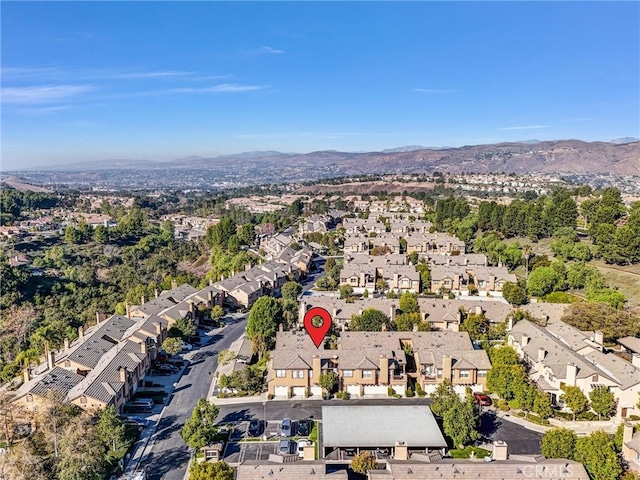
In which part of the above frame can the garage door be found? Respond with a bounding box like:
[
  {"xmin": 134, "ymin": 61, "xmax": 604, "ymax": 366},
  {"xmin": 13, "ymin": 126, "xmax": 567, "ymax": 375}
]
[
  {"xmin": 292, "ymin": 387, "xmax": 306, "ymax": 398},
  {"xmin": 274, "ymin": 386, "xmax": 289, "ymax": 398},
  {"xmin": 346, "ymin": 385, "xmax": 361, "ymax": 397},
  {"xmin": 310, "ymin": 386, "xmax": 322, "ymax": 397},
  {"xmin": 391, "ymin": 385, "xmax": 405, "ymax": 396},
  {"xmin": 364, "ymin": 385, "xmax": 388, "ymax": 395}
]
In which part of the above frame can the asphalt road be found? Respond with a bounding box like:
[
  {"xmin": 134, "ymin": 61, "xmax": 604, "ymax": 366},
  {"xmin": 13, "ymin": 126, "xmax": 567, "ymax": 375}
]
[{"xmin": 143, "ymin": 316, "xmax": 248, "ymax": 480}]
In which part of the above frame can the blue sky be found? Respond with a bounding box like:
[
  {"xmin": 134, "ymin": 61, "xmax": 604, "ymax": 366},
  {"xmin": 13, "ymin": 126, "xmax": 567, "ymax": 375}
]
[{"xmin": 2, "ymin": 1, "xmax": 638, "ymax": 170}]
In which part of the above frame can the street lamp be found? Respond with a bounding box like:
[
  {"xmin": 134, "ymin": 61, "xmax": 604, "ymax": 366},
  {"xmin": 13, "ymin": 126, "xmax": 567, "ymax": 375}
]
[{"xmin": 262, "ymin": 401, "xmax": 267, "ymax": 441}]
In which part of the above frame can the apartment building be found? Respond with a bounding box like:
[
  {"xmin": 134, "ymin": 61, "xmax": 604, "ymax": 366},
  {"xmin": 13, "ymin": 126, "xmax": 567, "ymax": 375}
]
[
  {"xmin": 430, "ymin": 264, "xmax": 516, "ymax": 295},
  {"xmin": 266, "ymin": 330, "xmax": 490, "ymax": 398},
  {"xmin": 405, "ymin": 233, "xmax": 466, "ymax": 255},
  {"xmin": 509, "ymin": 319, "xmax": 640, "ymax": 419},
  {"xmin": 339, "ymin": 253, "xmax": 419, "ymax": 293}
]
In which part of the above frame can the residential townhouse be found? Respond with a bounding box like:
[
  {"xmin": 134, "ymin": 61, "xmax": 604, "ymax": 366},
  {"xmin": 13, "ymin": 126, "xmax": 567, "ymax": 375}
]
[
  {"xmin": 623, "ymin": 422, "xmax": 640, "ymax": 472},
  {"xmin": 508, "ymin": 319, "xmax": 640, "ymax": 419},
  {"xmin": 267, "ymin": 330, "xmax": 490, "ymax": 398},
  {"xmin": 405, "ymin": 233, "xmax": 466, "ymax": 255},
  {"xmin": 298, "ymin": 214, "xmax": 330, "ymax": 236},
  {"xmin": 369, "ymin": 233, "xmax": 401, "ymax": 253},
  {"xmin": 430, "ymin": 264, "xmax": 516, "ymax": 295},
  {"xmin": 343, "ymin": 235, "xmax": 370, "ymax": 254},
  {"xmin": 422, "ymin": 253, "xmax": 488, "ymax": 267},
  {"xmin": 339, "ymin": 255, "xmax": 419, "ymax": 293},
  {"xmin": 342, "ymin": 218, "xmax": 386, "ymax": 235}
]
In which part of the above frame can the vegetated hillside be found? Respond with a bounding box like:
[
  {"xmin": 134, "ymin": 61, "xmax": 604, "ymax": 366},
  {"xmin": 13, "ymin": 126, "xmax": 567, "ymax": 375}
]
[{"xmin": 175, "ymin": 139, "xmax": 640, "ymax": 175}]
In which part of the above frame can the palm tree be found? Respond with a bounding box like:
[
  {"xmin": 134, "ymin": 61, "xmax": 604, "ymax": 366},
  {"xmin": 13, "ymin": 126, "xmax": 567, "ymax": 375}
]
[{"xmin": 522, "ymin": 244, "xmax": 532, "ymax": 276}]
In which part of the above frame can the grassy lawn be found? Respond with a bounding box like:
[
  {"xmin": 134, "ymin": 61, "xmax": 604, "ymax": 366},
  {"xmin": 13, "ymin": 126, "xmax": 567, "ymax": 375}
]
[
  {"xmin": 449, "ymin": 446, "xmax": 491, "ymax": 459},
  {"xmin": 309, "ymin": 421, "xmax": 319, "ymax": 459}
]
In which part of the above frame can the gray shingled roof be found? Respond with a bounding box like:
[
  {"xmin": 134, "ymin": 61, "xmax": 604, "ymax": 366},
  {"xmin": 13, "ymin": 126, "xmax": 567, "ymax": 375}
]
[{"xmin": 28, "ymin": 366, "xmax": 84, "ymax": 398}]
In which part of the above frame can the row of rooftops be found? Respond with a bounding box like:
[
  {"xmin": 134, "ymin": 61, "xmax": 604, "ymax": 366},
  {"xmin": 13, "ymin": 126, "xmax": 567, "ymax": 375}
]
[{"xmin": 510, "ymin": 319, "xmax": 640, "ymax": 391}]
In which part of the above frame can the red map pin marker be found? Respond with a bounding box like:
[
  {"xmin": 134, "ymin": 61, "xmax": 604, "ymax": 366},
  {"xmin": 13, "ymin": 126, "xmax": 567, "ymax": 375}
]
[{"xmin": 303, "ymin": 307, "xmax": 332, "ymax": 349}]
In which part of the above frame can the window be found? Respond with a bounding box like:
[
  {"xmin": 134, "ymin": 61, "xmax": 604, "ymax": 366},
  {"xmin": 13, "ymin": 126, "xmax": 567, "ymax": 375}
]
[
  {"xmin": 402, "ymin": 279, "xmax": 409, "ymax": 286},
  {"xmin": 459, "ymin": 370, "xmax": 470, "ymax": 378},
  {"xmin": 592, "ymin": 374, "xmax": 598, "ymax": 382},
  {"xmin": 343, "ymin": 370, "xmax": 353, "ymax": 378},
  {"xmin": 309, "ymin": 370, "xmax": 313, "ymax": 379},
  {"xmin": 478, "ymin": 370, "xmax": 487, "ymax": 378},
  {"xmin": 437, "ymin": 369, "xmax": 443, "ymax": 378},
  {"xmin": 362, "ymin": 370, "xmax": 373, "ymax": 379},
  {"xmin": 80, "ymin": 396, "xmax": 87, "ymax": 404},
  {"xmin": 351, "ymin": 278, "xmax": 357, "ymax": 284},
  {"xmin": 292, "ymin": 370, "xmax": 305, "ymax": 379},
  {"xmin": 433, "ymin": 280, "xmax": 440, "ymax": 286},
  {"xmin": 64, "ymin": 360, "xmax": 71, "ymax": 368},
  {"xmin": 276, "ymin": 370, "xmax": 286, "ymax": 378}
]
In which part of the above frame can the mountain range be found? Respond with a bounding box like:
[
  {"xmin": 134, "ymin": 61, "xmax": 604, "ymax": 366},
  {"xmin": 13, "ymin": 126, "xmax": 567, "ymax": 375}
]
[{"xmin": 19, "ymin": 138, "xmax": 640, "ymax": 176}]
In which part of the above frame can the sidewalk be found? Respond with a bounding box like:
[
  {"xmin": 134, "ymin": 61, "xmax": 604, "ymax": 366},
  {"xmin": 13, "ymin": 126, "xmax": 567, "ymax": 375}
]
[{"xmin": 493, "ymin": 408, "xmax": 620, "ymax": 435}]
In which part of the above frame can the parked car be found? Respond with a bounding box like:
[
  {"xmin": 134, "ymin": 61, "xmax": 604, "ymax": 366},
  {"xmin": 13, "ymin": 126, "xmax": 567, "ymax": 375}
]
[
  {"xmin": 473, "ymin": 392, "xmax": 492, "ymax": 406},
  {"xmin": 278, "ymin": 439, "xmax": 296, "ymax": 455},
  {"xmin": 296, "ymin": 418, "xmax": 311, "ymax": 436},
  {"xmin": 248, "ymin": 420, "xmax": 264, "ymax": 437},
  {"xmin": 297, "ymin": 439, "xmax": 312, "ymax": 458},
  {"xmin": 128, "ymin": 416, "xmax": 150, "ymax": 427},
  {"xmin": 156, "ymin": 364, "xmax": 178, "ymax": 374},
  {"xmin": 343, "ymin": 448, "xmax": 357, "ymax": 457},
  {"xmin": 132, "ymin": 398, "xmax": 154, "ymax": 408},
  {"xmin": 280, "ymin": 418, "xmax": 292, "ymax": 437},
  {"xmin": 126, "ymin": 404, "xmax": 152, "ymax": 413}
]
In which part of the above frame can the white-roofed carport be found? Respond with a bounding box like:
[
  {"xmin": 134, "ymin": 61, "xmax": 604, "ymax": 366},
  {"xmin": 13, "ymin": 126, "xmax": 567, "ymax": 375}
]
[{"xmin": 321, "ymin": 405, "xmax": 447, "ymax": 459}]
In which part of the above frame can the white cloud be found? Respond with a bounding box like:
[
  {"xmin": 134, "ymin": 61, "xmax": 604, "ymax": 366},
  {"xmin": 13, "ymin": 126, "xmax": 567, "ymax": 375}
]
[
  {"xmin": 411, "ymin": 88, "xmax": 457, "ymax": 94},
  {"xmin": 497, "ymin": 125, "xmax": 550, "ymax": 131},
  {"xmin": 1, "ymin": 85, "xmax": 96, "ymax": 104},
  {"xmin": 167, "ymin": 84, "xmax": 267, "ymax": 94},
  {"xmin": 258, "ymin": 46, "xmax": 284, "ymax": 54}
]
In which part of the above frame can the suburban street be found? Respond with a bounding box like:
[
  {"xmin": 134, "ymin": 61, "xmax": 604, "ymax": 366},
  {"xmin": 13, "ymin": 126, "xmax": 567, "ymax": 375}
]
[{"xmin": 143, "ymin": 316, "xmax": 248, "ymax": 480}]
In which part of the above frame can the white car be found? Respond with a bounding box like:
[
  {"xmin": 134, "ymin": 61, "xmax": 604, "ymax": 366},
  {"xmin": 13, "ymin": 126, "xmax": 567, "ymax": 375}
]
[{"xmin": 180, "ymin": 342, "xmax": 193, "ymax": 351}]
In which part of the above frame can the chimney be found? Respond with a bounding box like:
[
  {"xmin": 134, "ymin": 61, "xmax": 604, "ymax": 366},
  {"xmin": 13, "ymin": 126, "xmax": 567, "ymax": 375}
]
[
  {"xmin": 279, "ymin": 323, "xmax": 284, "ymax": 332},
  {"xmin": 632, "ymin": 354, "xmax": 640, "ymax": 368},
  {"xmin": 208, "ymin": 289, "xmax": 214, "ymax": 304},
  {"xmin": 47, "ymin": 351, "xmax": 55, "ymax": 370},
  {"xmin": 189, "ymin": 301, "xmax": 196, "ymax": 316},
  {"xmin": 389, "ymin": 304, "xmax": 396, "ymax": 323},
  {"xmin": 537, "ymin": 348, "xmax": 546, "ymax": 362},
  {"xmin": 475, "ymin": 305, "xmax": 482, "ymax": 316},
  {"xmin": 594, "ymin": 331, "xmax": 604, "ymax": 346},
  {"xmin": 141, "ymin": 295, "xmax": 145, "ymax": 306},
  {"xmin": 126, "ymin": 302, "xmax": 131, "ymax": 319},
  {"xmin": 521, "ymin": 335, "xmax": 529, "ymax": 347},
  {"xmin": 312, "ymin": 355, "xmax": 321, "ymax": 382},
  {"xmin": 566, "ymin": 362, "xmax": 577, "ymax": 386},
  {"xmin": 623, "ymin": 422, "xmax": 634, "ymax": 445},
  {"xmin": 442, "ymin": 355, "xmax": 452, "ymax": 381},
  {"xmin": 381, "ymin": 323, "xmax": 387, "ymax": 332},
  {"xmin": 171, "ymin": 279, "xmax": 178, "ymax": 289},
  {"xmin": 64, "ymin": 338, "xmax": 70, "ymax": 351},
  {"xmin": 413, "ymin": 323, "xmax": 418, "ymax": 332},
  {"xmin": 155, "ymin": 322, "xmax": 163, "ymax": 336},
  {"xmin": 155, "ymin": 288, "xmax": 159, "ymax": 298},
  {"xmin": 78, "ymin": 326, "xmax": 85, "ymax": 339},
  {"xmin": 507, "ymin": 316, "xmax": 514, "ymax": 331},
  {"xmin": 208, "ymin": 278, "xmax": 213, "ymax": 287},
  {"xmin": 140, "ymin": 341, "xmax": 147, "ymax": 355},
  {"xmin": 120, "ymin": 367, "xmax": 128, "ymax": 383},
  {"xmin": 394, "ymin": 441, "xmax": 408, "ymax": 460},
  {"xmin": 23, "ymin": 368, "xmax": 30, "ymax": 383},
  {"xmin": 380, "ymin": 355, "xmax": 389, "ymax": 383},
  {"xmin": 299, "ymin": 301, "xmax": 307, "ymax": 324},
  {"xmin": 492, "ymin": 441, "xmax": 508, "ymax": 461},
  {"xmin": 245, "ymin": 263, "xmax": 251, "ymax": 271},
  {"xmin": 358, "ymin": 309, "xmax": 363, "ymax": 316}
]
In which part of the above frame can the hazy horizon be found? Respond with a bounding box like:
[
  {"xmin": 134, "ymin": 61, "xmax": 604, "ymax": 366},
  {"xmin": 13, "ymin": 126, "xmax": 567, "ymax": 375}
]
[{"xmin": 2, "ymin": 2, "xmax": 639, "ymax": 171}]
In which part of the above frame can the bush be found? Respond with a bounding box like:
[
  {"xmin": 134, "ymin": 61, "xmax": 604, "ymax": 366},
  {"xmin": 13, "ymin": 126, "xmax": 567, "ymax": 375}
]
[
  {"xmin": 342, "ymin": 391, "xmax": 350, "ymax": 400},
  {"xmin": 268, "ymin": 394, "xmax": 274, "ymax": 400},
  {"xmin": 497, "ymin": 399, "xmax": 510, "ymax": 411},
  {"xmin": 218, "ymin": 392, "xmax": 228, "ymax": 399},
  {"xmin": 236, "ymin": 391, "xmax": 248, "ymax": 397},
  {"xmin": 388, "ymin": 387, "xmax": 394, "ymax": 397},
  {"xmin": 553, "ymin": 411, "xmax": 574, "ymax": 421},
  {"xmin": 406, "ymin": 387, "xmax": 414, "ymax": 397},
  {"xmin": 416, "ymin": 384, "xmax": 426, "ymax": 397},
  {"xmin": 629, "ymin": 415, "xmax": 640, "ymax": 421},
  {"xmin": 576, "ymin": 411, "xmax": 599, "ymax": 421}
]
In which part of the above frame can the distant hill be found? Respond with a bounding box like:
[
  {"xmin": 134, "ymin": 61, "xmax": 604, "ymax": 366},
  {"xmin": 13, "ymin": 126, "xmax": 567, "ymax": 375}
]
[{"xmin": 19, "ymin": 138, "xmax": 640, "ymax": 176}]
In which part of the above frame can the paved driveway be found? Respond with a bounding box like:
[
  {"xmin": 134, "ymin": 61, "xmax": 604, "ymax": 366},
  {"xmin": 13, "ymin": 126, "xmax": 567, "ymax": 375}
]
[
  {"xmin": 141, "ymin": 316, "xmax": 248, "ymax": 480},
  {"xmin": 479, "ymin": 411, "xmax": 542, "ymax": 454}
]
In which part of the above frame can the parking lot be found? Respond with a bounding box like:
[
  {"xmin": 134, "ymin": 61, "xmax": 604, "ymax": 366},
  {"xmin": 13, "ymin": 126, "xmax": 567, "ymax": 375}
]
[{"xmin": 223, "ymin": 419, "xmax": 317, "ymax": 464}]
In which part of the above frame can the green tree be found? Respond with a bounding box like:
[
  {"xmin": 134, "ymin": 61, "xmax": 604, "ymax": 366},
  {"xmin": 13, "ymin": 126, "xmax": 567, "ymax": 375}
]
[
  {"xmin": 281, "ymin": 281, "xmax": 303, "ymax": 301},
  {"xmin": 443, "ymin": 395, "xmax": 479, "ymax": 448},
  {"xmin": 349, "ymin": 308, "xmax": 391, "ymax": 332},
  {"xmin": 180, "ymin": 398, "xmax": 220, "ymax": 449},
  {"xmin": 339, "ymin": 284, "xmax": 354, "ymax": 300},
  {"xmin": 533, "ymin": 391, "xmax": 553, "ymax": 419},
  {"xmin": 461, "ymin": 313, "xmax": 490, "ymax": 342},
  {"xmin": 96, "ymin": 405, "xmax": 127, "ymax": 452},
  {"xmin": 488, "ymin": 345, "xmax": 520, "ymax": 366},
  {"xmin": 398, "ymin": 291, "xmax": 419, "ymax": 313},
  {"xmin": 162, "ymin": 337, "xmax": 183, "ymax": 356},
  {"xmin": 395, "ymin": 312, "xmax": 428, "ymax": 331},
  {"xmin": 541, "ymin": 427, "xmax": 577, "ymax": 459},
  {"xmin": 502, "ymin": 282, "xmax": 528, "ymax": 305},
  {"xmin": 246, "ymin": 296, "xmax": 282, "ymax": 352},
  {"xmin": 93, "ymin": 224, "xmax": 109, "ymax": 244},
  {"xmin": 211, "ymin": 305, "xmax": 225, "ymax": 322},
  {"xmin": 487, "ymin": 364, "xmax": 529, "ymax": 401},
  {"xmin": 172, "ymin": 317, "xmax": 197, "ymax": 339},
  {"xmin": 57, "ymin": 415, "xmax": 107, "ymax": 480},
  {"xmin": 319, "ymin": 372, "xmax": 338, "ymax": 399},
  {"xmin": 188, "ymin": 461, "xmax": 235, "ymax": 480},
  {"xmin": 589, "ymin": 386, "xmax": 615, "ymax": 420},
  {"xmin": 527, "ymin": 266, "xmax": 560, "ymax": 297},
  {"xmin": 574, "ymin": 430, "xmax": 622, "ymax": 480},
  {"xmin": 561, "ymin": 385, "xmax": 589, "ymax": 420},
  {"xmin": 350, "ymin": 451, "xmax": 377, "ymax": 475},
  {"xmin": 429, "ymin": 379, "xmax": 459, "ymax": 417},
  {"xmin": 237, "ymin": 224, "xmax": 256, "ymax": 246}
]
